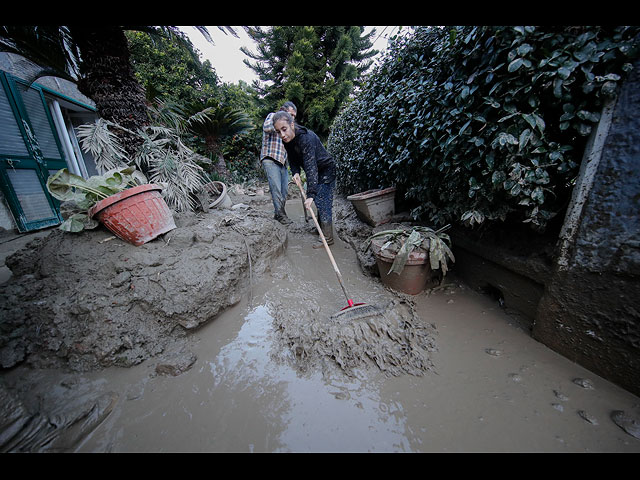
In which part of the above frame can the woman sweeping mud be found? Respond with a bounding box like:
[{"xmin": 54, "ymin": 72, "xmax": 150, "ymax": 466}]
[{"xmin": 273, "ymin": 111, "xmax": 336, "ymax": 248}]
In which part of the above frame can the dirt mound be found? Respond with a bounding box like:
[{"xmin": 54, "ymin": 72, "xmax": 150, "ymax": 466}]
[{"xmin": 0, "ymin": 204, "xmax": 287, "ymax": 373}]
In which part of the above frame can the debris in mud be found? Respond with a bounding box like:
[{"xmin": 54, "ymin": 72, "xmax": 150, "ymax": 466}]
[
  {"xmin": 577, "ymin": 409, "xmax": 598, "ymax": 425},
  {"xmin": 485, "ymin": 348, "xmax": 503, "ymax": 357},
  {"xmin": 508, "ymin": 373, "xmax": 523, "ymax": 382},
  {"xmin": 0, "ymin": 380, "xmax": 118, "ymax": 452},
  {"xmin": 573, "ymin": 378, "xmax": 595, "ymax": 389},
  {"xmin": 610, "ymin": 410, "xmax": 640, "ymax": 439},
  {"xmin": 270, "ymin": 297, "xmax": 437, "ymax": 378},
  {"xmin": 553, "ymin": 390, "xmax": 570, "ymax": 401}
]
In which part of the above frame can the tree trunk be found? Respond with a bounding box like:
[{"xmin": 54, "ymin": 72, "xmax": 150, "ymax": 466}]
[
  {"xmin": 214, "ymin": 153, "xmax": 232, "ymax": 182},
  {"xmin": 68, "ymin": 26, "xmax": 150, "ymax": 172},
  {"xmin": 205, "ymin": 136, "xmax": 231, "ymax": 181}
]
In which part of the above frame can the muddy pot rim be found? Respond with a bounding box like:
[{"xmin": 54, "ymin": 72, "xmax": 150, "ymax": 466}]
[
  {"xmin": 88, "ymin": 183, "xmax": 163, "ymax": 219},
  {"xmin": 346, "ymin": 186, "xmax": 396, "ymax": 202}
]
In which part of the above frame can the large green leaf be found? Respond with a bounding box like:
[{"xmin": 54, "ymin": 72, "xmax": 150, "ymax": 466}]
[
  {"xmin": 46, "ymin": 169, "xmax": 90, "ymax": 201},
  {"xmin": 46, "ymin": 167, "xmax": 143, "ymax": 233},
  {"xmin": 389, "ymin": 229, "xmax": 422, "ymax": 275}
]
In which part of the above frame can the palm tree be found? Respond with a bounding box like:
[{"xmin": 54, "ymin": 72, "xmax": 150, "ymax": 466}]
[
  {"xmin": 75, "ymin": 99, "xmax": 254, "ymax": 212},
  {"xmin": 75, "ymin": 116, "xmax": 210, "ymax": 213},
  {"xmin": 0, "ymin": 26, "xmax": 236, "ymax": 168},
  {"xmin": 178, "ymin": 101, "xmax": 255, "ymax": 181}
]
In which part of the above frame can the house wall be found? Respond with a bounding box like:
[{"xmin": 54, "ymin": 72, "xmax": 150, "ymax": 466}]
[{"xmin": 0, "ymin": 53, "xmax": 96, "ymax": 232}]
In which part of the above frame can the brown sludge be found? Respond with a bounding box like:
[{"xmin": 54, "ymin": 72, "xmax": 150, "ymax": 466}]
[{"xmin": 271, "ymin": 297, "xmax": 436, "ymax": 378}]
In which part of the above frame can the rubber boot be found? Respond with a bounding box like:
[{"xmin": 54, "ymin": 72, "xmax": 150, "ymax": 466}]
[
  {"xmin": 274, "ymin": 206, "xmax": 292, "ymax": 225},
  {"xmin": 313, "ymin": 221, "xmax": 334, "ymax": 248}
]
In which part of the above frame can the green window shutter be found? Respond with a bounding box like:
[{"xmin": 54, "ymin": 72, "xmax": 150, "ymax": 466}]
[
  {"xmin": 0, "ymin": 73, "xmax": 62, "ymax": 232},
  {"xmin": 0, "ymin": 83, "xmax": 29, "ymax": 157},
  {"xmin": 5, "ymin": 167, "xmax": 55, "ymax": 223},
  {"xmin": 20, "ymin": 86, "xmax": 64, "ymax": 160}
]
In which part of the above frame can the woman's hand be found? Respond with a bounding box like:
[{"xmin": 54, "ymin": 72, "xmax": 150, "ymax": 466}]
[{"xmin": 304, "ymin": 197, "xmax": 314, "ymax": 210}]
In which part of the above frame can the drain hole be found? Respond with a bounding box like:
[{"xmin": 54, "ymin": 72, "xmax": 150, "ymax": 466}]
[{"xmin": 481, "ymin": 284, "xmax": 505, "ymax": 307}]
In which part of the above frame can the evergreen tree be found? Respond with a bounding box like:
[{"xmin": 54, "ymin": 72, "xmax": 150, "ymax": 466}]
[
  {"xmin": 126, "ymin": 30, "xmax": 222, "ymax": 106},
  {"xmin": 242, "ymin": 26, "xmax": 378, "ymax": 139}
]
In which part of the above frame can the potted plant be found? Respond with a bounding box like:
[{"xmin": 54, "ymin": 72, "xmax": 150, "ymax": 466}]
[
  {"xmin": 46, "ymin": 167, "xmax": 176, "ymax": 246},
  {"xmin": 365, "ymin": 224, "xmax": 455, "ymax": 295}
]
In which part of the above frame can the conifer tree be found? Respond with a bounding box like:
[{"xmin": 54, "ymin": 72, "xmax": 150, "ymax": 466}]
[{"xmin": 242, "ymin": 26, "xmax": 378, "ymax": 139}]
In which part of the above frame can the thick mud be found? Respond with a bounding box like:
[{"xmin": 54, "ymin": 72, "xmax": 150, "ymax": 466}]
[
  {"xmin": 271, "ymin": 297, "xmax": 436, "ymax": 379},
  {"xmin": 1, "ymin": 188, "xmax": 640, "ymax": 452}
]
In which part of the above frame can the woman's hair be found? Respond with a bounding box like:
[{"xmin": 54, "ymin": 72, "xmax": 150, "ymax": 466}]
[
  {"xmin": 280, "ymin": 101, "xmax": 297, "ymax": 112},
  {"xmin": 273, "ymin": 111, "xmax": 294, "ymax": 125}
]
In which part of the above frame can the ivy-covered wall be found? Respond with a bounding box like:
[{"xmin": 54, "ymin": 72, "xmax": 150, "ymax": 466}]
[{"xmin": 328, "ymin": 26, "xmax": 639, "ymax": 234}]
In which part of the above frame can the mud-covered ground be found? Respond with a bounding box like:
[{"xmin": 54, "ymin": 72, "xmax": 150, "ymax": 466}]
[
  {"xmin": 0, "ymin": 184, "xmax": 432, "ymax": 451},
  {"xmin": 0, "ymin": 188, "xmax": 287, "ymax": 373},
  {"xmin": 1, "ymin": 184, "xmax": 639, "ymax": 452}
]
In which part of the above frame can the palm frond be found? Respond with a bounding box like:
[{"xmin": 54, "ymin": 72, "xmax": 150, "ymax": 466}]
[
  {"xmin": 76, "ymin": 117, "xmax": 208, "ymax": 212},
  {"xmin": 75, "ymin": 119, "xmax": 129, "ymax": 172},
  {"xmin": 147, "ymin": 99, "xmax": 188, "ymax": 133},
  {"xmin": 132, "ymin": 124, "xmax": 207, "ymax": 211}
]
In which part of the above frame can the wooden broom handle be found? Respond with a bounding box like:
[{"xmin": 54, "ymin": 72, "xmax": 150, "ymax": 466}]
[{"xmin": 292, "ymin": 175, "xmax": 353, "ymax": 306}]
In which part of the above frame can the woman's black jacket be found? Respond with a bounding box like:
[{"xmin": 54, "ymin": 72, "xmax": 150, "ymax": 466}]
[{"xmin": 284, "ymin": 124, "xmax": 335, "ymax": 200}]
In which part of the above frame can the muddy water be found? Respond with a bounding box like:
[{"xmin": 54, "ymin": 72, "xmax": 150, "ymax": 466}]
[{"xmin": 6, "ymin": 200, "xmax": 640, "ymax": 452}]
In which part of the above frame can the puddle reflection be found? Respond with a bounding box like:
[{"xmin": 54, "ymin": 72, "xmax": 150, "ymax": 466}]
[{"xmin": 206, "ymin": 303, "xmax": 413, "ymax": 452}]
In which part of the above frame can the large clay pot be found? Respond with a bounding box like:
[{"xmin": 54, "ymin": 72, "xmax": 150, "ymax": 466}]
[
  {"xmin": 88, "ymin": 184, "xmax": 176, "ymax": 246},
  {"xmin": 347, "ymin": 187, "xmax": 396, "ymax": 226},
  {"xmin": 370, "ymin": 237, "xmax": 437, "ymax": 295}
]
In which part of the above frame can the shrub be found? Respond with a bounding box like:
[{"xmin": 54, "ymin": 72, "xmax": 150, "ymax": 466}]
[
  {"xmin": 221, "ymin": 129, "xmax": 263, "ymax": 183},
  {"xmin": 328, "ymin": 26, "xmax": 640, "ymax": 232}
]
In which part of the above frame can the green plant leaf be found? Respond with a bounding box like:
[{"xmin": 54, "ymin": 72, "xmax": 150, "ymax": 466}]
[
  {"xmin": 46, "ymin": 169, "xmax": 88, "ymax": 201},
  {"xmin": 59, "ymin": 213, "xmax": 99, "ymax": 233},
  {"xmin": 531, "ymin": 186, "xmax": 545, "ymax": 204},
  {"xmin": 508, "ymin": 58, "xmax": 524, "ymax": 72}
]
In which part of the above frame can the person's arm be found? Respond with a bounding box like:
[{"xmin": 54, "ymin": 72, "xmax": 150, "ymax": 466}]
[
  {"xmin": 263, "ymin": 113, "xmax": 275, "ymax": 133},
  {"xmin": 299, "ymin": 136, "xmax": 319, "ymax": 206}
]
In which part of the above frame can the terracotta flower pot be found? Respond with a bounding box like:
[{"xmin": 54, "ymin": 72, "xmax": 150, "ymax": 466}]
[
  {"xmin": 347, "ymin": 187, "xmax": 396, "ymax": 226},
  {"xmin": 88, "ymin": 184, "xmax": 176, "ymax": 246},
  {"xmin": 370, "ymin": 237, "xmax": 437, "ymax": 295}
]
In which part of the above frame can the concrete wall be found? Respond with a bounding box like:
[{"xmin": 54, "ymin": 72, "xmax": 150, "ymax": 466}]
[
  {"xmin": 533, "ymin": 57, "xmax": 640, "ymax": 397},
  {"xmin": 450, "ymin": 230, "xmax": 550, "ymax": 329}
]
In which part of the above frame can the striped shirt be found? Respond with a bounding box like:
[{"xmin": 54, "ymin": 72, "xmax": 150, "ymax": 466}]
[{"xmin": 261, "ymin": 113, "xmax": 287, "ymax": 166}]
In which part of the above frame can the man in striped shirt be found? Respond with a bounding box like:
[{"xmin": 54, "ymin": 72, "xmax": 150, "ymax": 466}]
[{"xmin": 262, "ymin": 101, "xmax": 297, "ymax": 224}]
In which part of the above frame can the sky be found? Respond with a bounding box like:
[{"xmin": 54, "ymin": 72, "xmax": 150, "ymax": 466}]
[{"xmin": 178, "ymin": 26, "xmax": 402, "ymax": 85}]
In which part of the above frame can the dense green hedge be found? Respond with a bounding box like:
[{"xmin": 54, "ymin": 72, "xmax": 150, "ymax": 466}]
[{"xmin": 328, "ymin": 26, "xmax": 639, "ymax": 232}]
